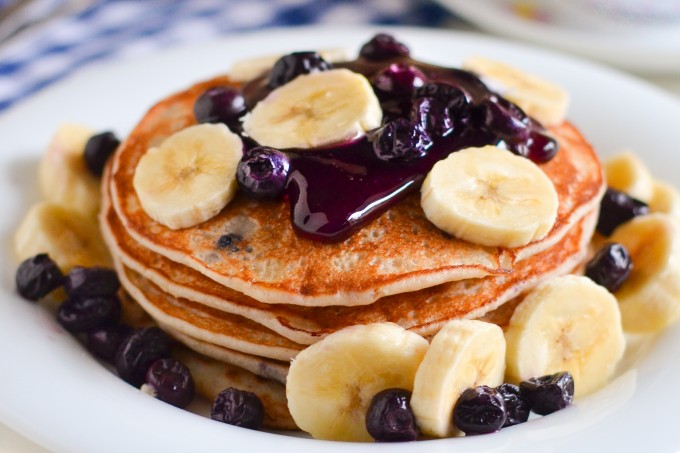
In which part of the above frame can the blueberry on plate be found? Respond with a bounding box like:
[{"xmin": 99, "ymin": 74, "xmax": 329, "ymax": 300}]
[
  {"xmin": 115, "ymin": 327, "xmax": 173, "ymax": 387},
  {"xmin": 585, "ymin": 242, "xmax": 633, "ymax": 292},
  {"xmin": 15, "ymin": 253, "xmax": 63, "ymax": 301},
  {"xmin": 453, "ymin": 386, "xmax": 507, "ymax": 435},
  {"xmin": 520, "ymin": 371, "xmax": 574, "ymax": 415},
  {"xmin": 57, "ymin": 295, "xmax": 121, "ymax": 333},
  {"xmin": 359, "ymin": 33, "xmax": 410, "ymax": 61},
  {"xmin": 597, "ymin": 188, "xmax": 650, "ymax": 236},
  {"xmin": 84, "ymin": 131, "xmax": 120, "ymax": 176},
  {"xmin": 496, "ymin": 383, "xmax": 531, "ymax": 427},
  {"xmin": 268, "ymin": 52, "xmax": 331, "ymax": 89},
  {"xmin": 211, "ymin": 387, "xmax": 264, "ymax": 430},
  {"xmin": 365, "ymin": 388, "xmax": 418, "ymax": 442},
  {"xmin": 144, "ymin": 358, "xmax": 195, "ymax": 408},
  {"xmin": 63, "ymin": 266, "xmax": 120, "ymax": 299},
  {"xmin": 86, "ymin": 323, "xmax": 132, "ymax": 362},
  {"xmin": 194, "ymin": 86, "xmax": 246, "ymax": 125}
]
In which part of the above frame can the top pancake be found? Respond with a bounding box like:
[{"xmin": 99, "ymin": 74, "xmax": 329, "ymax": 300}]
[{"xmin": 109, "ymin": 76, "xmax": 604, "ymax": 307}]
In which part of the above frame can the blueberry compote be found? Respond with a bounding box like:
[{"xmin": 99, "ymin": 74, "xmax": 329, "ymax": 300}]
[{"xmin": 238, "ymin": 34, "xmax": 558, "ymax": 242}]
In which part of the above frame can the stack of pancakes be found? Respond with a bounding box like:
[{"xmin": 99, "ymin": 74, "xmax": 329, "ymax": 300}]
[{"xmin": 101, "ymin": 76, "xmax": 605, "ymax": 429}]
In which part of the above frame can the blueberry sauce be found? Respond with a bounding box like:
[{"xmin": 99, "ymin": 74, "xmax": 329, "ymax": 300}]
[{"xmin": 238, "ymin": 48, "xmax": 557, "ymax": 243}]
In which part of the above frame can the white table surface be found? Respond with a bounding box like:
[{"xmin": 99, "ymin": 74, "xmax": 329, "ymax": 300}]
[{"xmin": 2, "ymin": 57, "xmax": 680, "ymax": 453}]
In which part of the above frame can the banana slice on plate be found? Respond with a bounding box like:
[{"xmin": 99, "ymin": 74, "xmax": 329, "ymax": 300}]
[
  {"xmin": 410, "ymin": 320, "xmax": 505, "ymax": 438},
  {"xmin": 286, "ymin": 323, "xmax": 428, "ymax": 442},
  {"xmin": 649, "ymin": 180, "xmax": 680, "ymax": 219},
  {"xmin": 38, "ymin": 123, "xmax": 100, "ymax": 217},
  {"xmin": 14, "ymin": 202, "xmax": 112, "ymax": 272},
  {"xmin": 462, "ymin": 56, "xmax": 569, "ymax": 127},
  {"xmin": 242, "ymin": 68, "xmax": 382, "ymax": 149},
  {"xmin": 133, "ymin": 123, "xmax": 243, "ymax": 230},
  {"xmin": 603, "ymin": 151, "xmax": 654, "ymax": 202},
  {"xmin": 420, "ymin": 145, "xmax": 558, "ymax": 248},
  {"xmin": 230, "ymin": 48, "xmax": 350, "ymax": 83},
  {"xmin": 504, "ymin": 275, "xmax": 625, "ymax": 398},
  {"xmin": 610, "ymin": 213, "xmax": 680, "ymax": 333}
]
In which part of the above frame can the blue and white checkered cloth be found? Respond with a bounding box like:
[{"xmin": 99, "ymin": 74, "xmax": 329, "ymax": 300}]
[{"xmin": 0, "ymin": 0, "xmax": 460, "ymax": 113}]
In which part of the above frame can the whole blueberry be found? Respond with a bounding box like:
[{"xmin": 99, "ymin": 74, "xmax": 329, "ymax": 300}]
[
  {"xmin": 15, "ymin": 253, "xmax": 63, "ymax": 301},
  {"xmin": 211, "ymin": 387, "xmax": 264, "ymax": 430},
  {"xmin": 57, "ymin": 295, "xmax": 121, "ymax": 333},
  {"xmin": 63, "ymin": 266, "xmax": 120, "ymax": 299},
  {"xmin": 453, "ymin": 386, "xmax": 507, "ymax": 435},
  {"xmin": 372, "ymin": 118, "xmax": 432, "ymax": 162},
  {"xmin": 372, "ymin": 63, "xmax": 426, "ymax": 100},
  {"xmin": 365, "ymin": 388, "xmax": 418, "ymax": 442},
  {"xmin": 115, "ymin": 327, "xmax": 172, "ymax": 387},
  {"xmin": 585, "ymin": 243, "xmax": 633, "ymax": 292},
  {"xmin": 524, "ymin": 130, "xmax": 559, "ymax": 163},
  {"xmin": 414, "ymin": 82, "xmax": 469, "ymax": 113},
  {"xmin": 268, "ymin": 52, "xmax": 331, "ymax": 89},
  {"xmin": 237, "ymin": 146, "xmax": 290, "ymax": 199},
  {"xmin": 520, "ymin": 371, "xmax": 574, "ymax": 415},
  {"xmin": 84, "ymin": 131, "xmax": 120, "ymax": 176},
  {"xmin": 496, "ymin": 383, "xmax": 531, "ymax": 427},
  {"xmin": 194, "ymin": 86, "xmax": 246, "ymax": 124},
  {"xmin": 410, "ymin": 96, "xmax": 453, "ymax": 137},
  {"xmin": 145, "ymin": 358, "xmax": 195, "ymax": 408},
  {"xmin": 597, "ymin": 188, "xmax": 650, "ymax": 236},
  {"xmin": 86, "ymin": 323, "xmax": 132, "ymax": 362},
  {"xmin": 359, "ymin": 33, "xmax": 410, "ymax": 60}
]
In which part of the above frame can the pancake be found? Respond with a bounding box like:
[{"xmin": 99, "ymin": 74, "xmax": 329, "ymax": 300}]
[{"xmin": 108, "ymin": 74, "xmax": 605, "ymax": 307}]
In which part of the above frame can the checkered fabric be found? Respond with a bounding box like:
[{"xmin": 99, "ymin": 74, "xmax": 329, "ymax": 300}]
[{"xmin": 0, "ymin": 0, "xmax": 459, "ymax": 112}]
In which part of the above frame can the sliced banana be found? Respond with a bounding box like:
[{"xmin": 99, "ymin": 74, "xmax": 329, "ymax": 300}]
[
  {"xmin": 603, "ymin": 151, "xmax": 654, "ymax": 202},
  {"xmin": 410, "ymin": 320, "xmax": 505, "ymax": 438},
  {"xmin": 230, "ymin": 48, "xmax": 350, "ymax": 82},
  {"xmin": 610, "ymin": 213, "xmax": 680, "ymax": 333},
  {"xmin": 286, "ymin": 323, "xmax": 428, "ymax": 442},
  {"xmin": 14, "ymin": 202, "xmax": 112, "ymax": 272},
  {"xmin": 462, "ymin": 56, "xmax": 569, "ymax": 126},
  {"xmin": 504, "ymin": 275, "xmax": 625, "ymax": 398},
  {"xmin": 242, "ymin": 68, "xmax": 382, "ymax": 149},
  {"xmin": 38, "ymin": 123, "xmax": 100, "ymax": 217},
  {"xmin": 649, "ymin": 180, "xmax": 680, "ymax": 219},
  {"xmin": 421, "ymin": 145, "xmax": 558, "ymax": 248},
  {"xmin": 133, "ymin": 123, "xmax": 243, "ymax": 230}
]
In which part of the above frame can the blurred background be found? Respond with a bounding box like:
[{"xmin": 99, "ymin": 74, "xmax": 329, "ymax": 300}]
[{"xmin": 1, "ymin": 0, "xmax": 679, "ymax": 451}]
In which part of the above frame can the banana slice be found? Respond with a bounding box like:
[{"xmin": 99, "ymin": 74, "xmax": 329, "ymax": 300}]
[
  {"xmin": 410, "ymin": 320, "xmax": 505, "ymax": 438},
  {"xmin": 505, "ymin": 275, "xmax": 625, "ymax": 398},
  {"xmin": 242, "ymin": 68, "xmax": 382, "ymax": 149},
  {"xmin": 230, "ymin": 48, "xmax": 350, "ymax": 82},
  {"xmin": 610, "ymin": 213, "xmax": 680, "ymax": 333},
  {"xmin": 421, "ymin": 145, "xmax": 558, "ymax": 248},
  {"xmin": 286, "ymin": 323, "xmax": 428, "ymax": 442},
  {"xmin": 462, "ymin": 56, "xmax": 569, "ymax": 126},
  {"xmin": 603, "ymin": 151, "xmax": 654, "ymax": 202},
  {"xmin": 133, "ymin": 123, "xmax": 243, "ymax": 230},
  {"xmin": 38, "ymin": 123, "xmax": 100, "ymax": 217},
  {"xmin": 14, "ymin": 202, "xmax": 112, "ymax": 272},
  {"xmin": 649, "ymin": 180, "xmax": 680, "ymax": 219}
]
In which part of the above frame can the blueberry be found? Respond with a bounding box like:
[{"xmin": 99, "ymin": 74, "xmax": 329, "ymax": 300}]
[
  {"xmin": 523, "ymin": 130, "xmax": 559, "ymax": 163},
  {"xmin": 63, "ymin": 266, "xmax": 120, "ymax": 298},
  {"xmin": 474, "ymin": 98, "xmax": 529, "ymax": 140},
  {"xmin": 453, "ymin": 386, "xmax": 507, "ymax": 435},
  {"xmin": 115, "ymin": 327, "xmax": 172, "ymax": 387},
  {"xmin": 57, "ymin": 295, "xmax": 121, "ymax": 333},
  {"xmin": 371, "ymin": 63, "xmax": 426, "ymax": 100},
  {"xmin": 216, "ymin": 233, "xmax": 243, "ymax": 252},
  {"xmin": 496, "ymin": 383, "xmax": 531, "ymax": 427},
  {"xmin": 520, "ymin": 371, "xmax": 574, "ymax": 415},
  {"xmin": 211, "ymin": 387, "xmax": 264, "ymax": 430},
  {"xmin": 84, "ymin": 131, "xmax": 120, "ymax": 176},
  {"xmin": 365, "ymin": 388, "xmax": 418, "ymax": 442},
  {"xmin": 410, "ymin": 97, "xmax": 453, "ymax": 137},
  {"xmin": 194, "ymin": 86, "xmax": 246, "ymax": 125},
  {"xmin": 359, "ymin": 33, "xmax": 410, "ymax": 61},
  {"xmin": 87, "ymin": 323, "xmax": 132, "ymax": 362},
  {"xmin": 237, "ymin": 146, "xmax": 290, "ymax": 199},
  {"xmin": 597, "ymin": 188, "xmax": 650, "ymax": 236},
  {"xmin": 372, "ymin": 118, "xmax": 432, "ymax": 162},
  {"xmin": 15, "ymin": 253, "xmax": 63, "ymax": 301},
  {"xmin": 145, "ymin": 358, "xmax": 195, "ymax": 408},
  {"xmin": 268, "ymin": 52, "xmax": 331, "ymax": 89},
  {"xmin": 585, "ymin": 243, "xmax": 633, "ymax": 292},
  {"xmin": 413, "ymin": 82, "xmax": 469, "ymax": 113}
]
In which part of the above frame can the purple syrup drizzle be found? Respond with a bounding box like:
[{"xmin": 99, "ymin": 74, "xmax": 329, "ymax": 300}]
[{"xmin": 240, "ymin": 58, "xmax": 554, "ymax": 243}]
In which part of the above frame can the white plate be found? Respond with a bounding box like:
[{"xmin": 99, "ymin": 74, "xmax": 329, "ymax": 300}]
[
  {"xmin": 437, "ymin": 0, "xmax": 680, "ymax": 74},
  {"xmin": 1, "ymin": 25, "xmax": 680, "ymax": 453}
]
